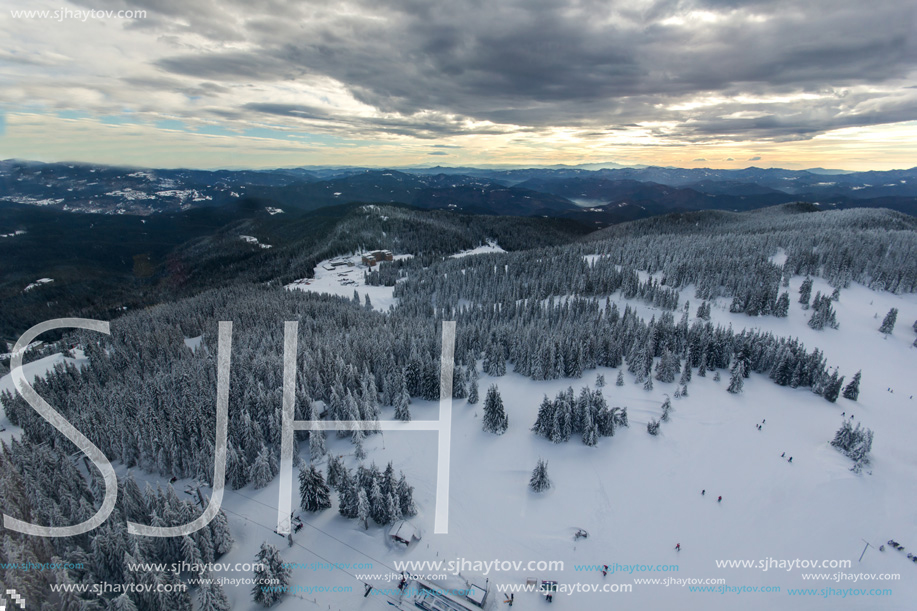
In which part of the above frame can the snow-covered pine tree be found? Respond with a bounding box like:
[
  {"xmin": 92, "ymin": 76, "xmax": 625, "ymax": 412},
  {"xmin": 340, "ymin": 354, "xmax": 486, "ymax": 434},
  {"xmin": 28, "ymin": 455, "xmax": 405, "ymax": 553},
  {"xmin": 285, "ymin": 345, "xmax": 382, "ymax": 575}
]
[
  {"xmin": 326, "ymin": 455, "xmax": 345, "ymax": 490},
  {"xmin": 647, "ymin": 418, "xmax": 660, "ymax": 436},
  {"xmin": 774, "ymin": 292, "xmax": 790, "ymax": 317},
  {"xmin": 396, "ymin": 472, "xmax": 417, "ymax": 517},
  {"xmin": 251, "ymin": 543, "xmax": 291, "ymax": 607},
  {"xmin": 532, "ymin": 395, "xmax": 555, "ymax": 437},
  {"xmin": 357, "ymin": 489, "xmax": 371, "ymax": 529},
  {"xmin": 197, "ymin": 571, "xmax": 231, "ymax": 611},
  {"xmin": 529, "ymin": 458, "xmax": 551, "ymax": 492},
  {"xmin": 616, "ymin": 370, "xmax": 625, "ymax": 386},
  {"xmin": 799, "ymin": 277, "xmax": 813, "ymax": 309},
  {"xmin": 660, "ymin": 397, "xmax": 672, "ymax": 422},
  {"xmin": 582, "ymin": 408, "xmax": 599, "ymax": 447},
  {"xmin": 299, "ymin": 464, "xmax": 332, "ymax": 512},
  {"xmin": 610, "ymin": 406, "xmax": 629, "ymax": 428},
  {"xmin": 823, "ymin": 370, "xmax": 844, "ymax": 403},
  {"xmin": 337, "ymin": 470, "xmax": 360, "ymax": 519},
  {"xmin": 844, "ymin": 371, "xmax": 863, "ymax": 401},
  {"xmin": 879, "ymin": 307, "xmax": 898, "ymax": 334},
  {"xmin": 678, "ymin": 361, "xmax": 691, "ymax": 386},
  {"xmin": 249, "ymin": 446, "xmax": 274, "ymax": 490},
  {"xmin": 482, "ymin": 385, "xmax": 509, "ymax": 434},
  {"xmin": 467, "ymin": 375, "xmax": 479, "ymax": 404},
  {"xmin": 394, "ymin": 371, "xmax": 412, "ymax": 421},
  {"xmin": 595, "ymin": 374, "xmax": 605, "ymax": 388},
  {"xmin": 830, "ymin": 421, "xmax": 874, "ymax": 472},
  {"xmin": 727, "ymin": 361, "xmax": 745, "ymax": 394},
  {"xmin": 308, "ymin": 402, "xmax": 326, "ymax": 461},
  {"xmin": 108, "ymin": 593, "xmax": 140, "ymax": 611}
]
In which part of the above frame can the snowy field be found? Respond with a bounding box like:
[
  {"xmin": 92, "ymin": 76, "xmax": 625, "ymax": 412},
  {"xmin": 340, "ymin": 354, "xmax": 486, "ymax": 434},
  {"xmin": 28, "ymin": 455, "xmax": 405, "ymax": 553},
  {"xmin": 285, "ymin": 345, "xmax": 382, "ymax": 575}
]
[
  {"xmin": 2, "ymin": 272, "xmax": 916, "ymax": 610},
  {"xmin": 285, "ymin": 252, "xmax": 412, "ymax": 312},
  {"xmin": 450, "ymin": 240, "xmax": 506, "ymax": 258}
]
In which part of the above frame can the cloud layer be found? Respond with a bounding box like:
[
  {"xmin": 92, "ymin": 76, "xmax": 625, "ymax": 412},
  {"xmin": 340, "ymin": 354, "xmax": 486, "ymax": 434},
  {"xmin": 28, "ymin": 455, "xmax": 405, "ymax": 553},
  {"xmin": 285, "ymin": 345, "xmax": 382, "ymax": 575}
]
[{"xmin": 2, "ymin": 0, "xmax": 916, "ymax": 165}]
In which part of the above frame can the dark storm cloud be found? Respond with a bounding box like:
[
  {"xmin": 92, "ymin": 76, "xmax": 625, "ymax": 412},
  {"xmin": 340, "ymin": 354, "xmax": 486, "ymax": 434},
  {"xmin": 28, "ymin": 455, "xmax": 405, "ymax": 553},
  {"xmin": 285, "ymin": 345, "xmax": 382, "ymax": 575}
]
[{"xmin": 77, "ymin": 0, "xmax": 917, "ymax": 141}]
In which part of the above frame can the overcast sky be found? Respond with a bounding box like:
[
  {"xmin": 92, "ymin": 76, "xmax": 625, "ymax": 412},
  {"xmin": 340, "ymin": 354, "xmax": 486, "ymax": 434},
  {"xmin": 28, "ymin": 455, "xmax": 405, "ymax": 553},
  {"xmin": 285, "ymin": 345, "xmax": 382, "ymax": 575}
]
[{"xmin": 1, "ymin": 0, "xmax": 915, "ymax": 169}]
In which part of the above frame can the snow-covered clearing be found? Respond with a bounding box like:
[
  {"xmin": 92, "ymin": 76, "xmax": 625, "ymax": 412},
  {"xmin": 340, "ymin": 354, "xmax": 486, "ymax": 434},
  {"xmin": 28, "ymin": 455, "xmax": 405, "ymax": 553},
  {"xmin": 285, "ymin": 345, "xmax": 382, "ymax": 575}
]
[
  {"xmin": 285, "ymin": 253, "xmax": 405, "ymax": 312},
  {"xmin": 450, "ymin": 240, "xmax": 506, "ymax": 258},
  {"xmin": 239, "ymin": 235, "xmax": 272, "ymax": 249},
  {"xmin": 23, "ymin": 278, "xmax": 54, "ymax": 292}
]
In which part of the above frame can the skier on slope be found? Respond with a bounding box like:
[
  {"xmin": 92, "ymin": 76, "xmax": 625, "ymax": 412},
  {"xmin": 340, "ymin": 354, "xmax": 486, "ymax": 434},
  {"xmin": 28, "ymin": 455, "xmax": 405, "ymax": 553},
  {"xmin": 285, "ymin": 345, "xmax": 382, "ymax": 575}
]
[
  {"xmin": 675, "ymin": 543, "xmax": 681, "ymax": 551},
  {"xmin": 718, "ymin": 496, "xmax": 722, "ymax": 503}
]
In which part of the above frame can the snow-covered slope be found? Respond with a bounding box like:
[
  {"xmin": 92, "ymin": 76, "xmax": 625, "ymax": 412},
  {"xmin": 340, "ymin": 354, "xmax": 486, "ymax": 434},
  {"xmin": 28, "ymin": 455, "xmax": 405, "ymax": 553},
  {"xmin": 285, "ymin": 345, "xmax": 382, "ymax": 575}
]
[
  {"xmin": 3, "ymin": 274, "xmax": 913, "ymax": 610},
  {"xmin": 285, "ymin": 252, "xmax": 411, "ymax": 312},
  {"xmin": 190, "ymin": 277, "xmax": 917, "ymax": 610}
]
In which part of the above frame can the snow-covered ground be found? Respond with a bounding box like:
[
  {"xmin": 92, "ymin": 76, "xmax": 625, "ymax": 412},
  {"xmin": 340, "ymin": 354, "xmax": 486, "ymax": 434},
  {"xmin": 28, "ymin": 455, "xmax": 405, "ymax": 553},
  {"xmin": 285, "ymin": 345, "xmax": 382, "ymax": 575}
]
[
  {"xmin": 239, "ymin": 235, "xmax": 272, "ymax": 249},
  {"xmin": 23, "ymin": 278, "xmax": 54, "ymax": 292},
  {"xmin": 196, "ymin": 277, "xmax": 917, "ymax": 610},
  {"xmin": 285, "ymin": 252, "xmax": 411, "ymax": 313},
  {"xmin": 3, "ymin": 276, "xmax": 915, "ymax": 610},
  {"xmin": 450, "ymin": 240, "xmax": 506, "ymax": 258}
]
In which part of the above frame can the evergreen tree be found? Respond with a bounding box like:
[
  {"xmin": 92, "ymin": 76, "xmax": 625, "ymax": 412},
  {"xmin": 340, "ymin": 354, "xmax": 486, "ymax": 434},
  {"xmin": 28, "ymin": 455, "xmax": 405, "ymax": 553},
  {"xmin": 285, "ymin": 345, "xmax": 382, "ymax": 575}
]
[
  {"xmin": 595, "ymin": 374, "xmax": 605, "ymax": 388},
  {"xmin": 357, "ymin": 489, "xmax": 371, "ymax": 529},
  {"xmin": 774, "ymin": 292, "xmax": 790, "ymax": 317},
  {"xmin": 299, "ymin": 464, "xmax": 332, "ymax": 512},
  {"xmin": 251, "ymin": 543, "xmax": 291, "ymax": 607},
  {"xmin": 108, "ymin": 594, "xmax": 140, "ymax": 611},
  {"xmin": 337, "ymin": 471, "xmax": 360, "ymax": 519},
  {"xmin": 467, "ymin": 375, "xmax": 479, "ymax": 404},
  {"xmin": 660, "ymin": 397, "xmax": 672, "ymax": 422},
  {"xmin": 197, "ymin": 571, "xmax": 231, "ymax": 611},
  {"xmin": 616, "ymin": 370, "xmax": 625, "ymax": 386},
  {"xmin": 727, "ymin": 361, "xmax": 745, "ymax": 394},
  {"xmin": 647, "ymin": 418, "xmax": 660, "ymax": 436},
  {"xmin": 879, "ymin": 307, "xmax": 898, "ymax": 334},
  {"xmin": 249, "ymin": 446, "xmax": 274, "ymax": 490},
  {"xmin": 308, "ymin": 402, "xmax": 326, "ymax": 460},
  {"xmin": 532, "ymin": 395, "xmax": 555, "ymax": 437},
  {"xmin": 824, "ymin": 370, "xmax": 844, "ymax": 403},
  {"xmin": 309, "ymin": 430, "xmax": 326, "ymax": 462},
  {"xmin": 482, "ymin": 385, "xmax": 509, "ymax": 434},
  {"xmin": 830, "ymin": 420, "xmax": 874, "ymax": 472},
  {"xmin": 799, "ymin": 277, "xmax": 813, "ymax": 309},
  {"xmin": 326, "ymin": 455, "xmax": 346, "ymax": 490},
  {"xmin": 396, "ymin": 472, "xmax": 417, "ymax": 517},
  {"xmin": 394, "ymin": 371, "xmax": 412, "ymax": 421},
  {"xmin": 529, "ymin": 459, "xmax": 551, "ymax": 492},
  {"xmin": 678, "ymin": 362, "xmax": 691, "ymax": 386}
]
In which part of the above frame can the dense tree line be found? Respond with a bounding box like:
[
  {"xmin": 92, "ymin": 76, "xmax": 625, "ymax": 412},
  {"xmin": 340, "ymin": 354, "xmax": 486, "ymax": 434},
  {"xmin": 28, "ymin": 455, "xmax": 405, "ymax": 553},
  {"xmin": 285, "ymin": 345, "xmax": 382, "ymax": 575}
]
[{"xmin": 0, "ymin": 440, "xmax": 233, "ymax": 610}]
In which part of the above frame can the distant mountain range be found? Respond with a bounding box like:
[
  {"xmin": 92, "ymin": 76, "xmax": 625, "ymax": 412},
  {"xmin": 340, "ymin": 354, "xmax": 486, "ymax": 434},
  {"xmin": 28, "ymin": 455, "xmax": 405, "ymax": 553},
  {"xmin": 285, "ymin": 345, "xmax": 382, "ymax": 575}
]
[{"xmin": 2, "ymin": 160, "xmax": 915, "ymax": 222}]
